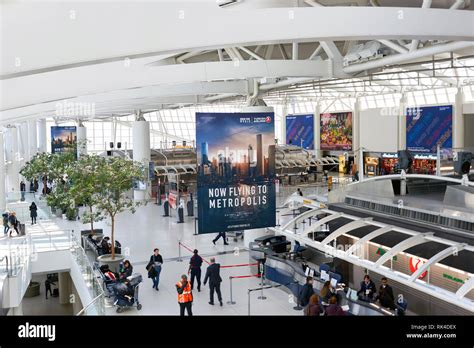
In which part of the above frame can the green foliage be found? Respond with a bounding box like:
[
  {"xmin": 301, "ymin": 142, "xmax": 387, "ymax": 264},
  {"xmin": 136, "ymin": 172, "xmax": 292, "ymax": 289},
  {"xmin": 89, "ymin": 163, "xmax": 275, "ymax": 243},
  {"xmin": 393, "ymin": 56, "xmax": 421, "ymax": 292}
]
[{"xmin": 20, "ymin": 152, "xmax": 147, "ymax": 259}]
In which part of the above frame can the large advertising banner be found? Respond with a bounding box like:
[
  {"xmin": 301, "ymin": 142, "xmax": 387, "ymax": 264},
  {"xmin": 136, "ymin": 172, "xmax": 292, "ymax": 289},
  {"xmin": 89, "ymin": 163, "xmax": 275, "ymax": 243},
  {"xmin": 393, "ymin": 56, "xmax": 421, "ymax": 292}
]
[
  {"xmin": 320, "ymin": 112, "xmax": 352, "ymax": 151},
  {"xmin": 51, "ymin": 126, "xmax": 77, "ymax": 155},
  {"xmin": 406, "ymin": 105, "xmax": 452, "ymax": 153},
  {"xmin": 286, "ymin": 114, "xmax": 314, "ymax": 149},
  {"xmin": 196, "ymin": 112, "xmax": 276, "ymax": 234}
]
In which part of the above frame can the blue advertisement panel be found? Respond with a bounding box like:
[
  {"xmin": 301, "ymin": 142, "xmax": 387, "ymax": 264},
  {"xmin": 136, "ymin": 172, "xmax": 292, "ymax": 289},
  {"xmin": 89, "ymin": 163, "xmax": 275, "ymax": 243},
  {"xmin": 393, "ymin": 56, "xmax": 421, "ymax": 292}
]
[
  {"xmin": 196, "ymin": 112, "xmax": 276, "ymax": 234},
  {"xmin": 286, "ymin": 114, "xmax": 314, "ymax": 149},
  {"xmin": 406, "ymin": 105, "xmax": 452, "ymax": 153},
  {"xmin": 51, "ymin": 126, "xmax": 77, "ymax": 156}
]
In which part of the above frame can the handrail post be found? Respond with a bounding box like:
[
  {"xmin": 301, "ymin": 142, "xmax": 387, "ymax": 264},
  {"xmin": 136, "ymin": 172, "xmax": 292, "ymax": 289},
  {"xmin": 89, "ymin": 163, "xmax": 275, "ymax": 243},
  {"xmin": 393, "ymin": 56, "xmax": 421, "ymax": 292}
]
[
  {"xmin": 257, "ymin": 274, "xmax": 267, "ymax": 300},
  {"xmin": 227, "ymin": 276, "xmax": 236, "ymax": 305}
]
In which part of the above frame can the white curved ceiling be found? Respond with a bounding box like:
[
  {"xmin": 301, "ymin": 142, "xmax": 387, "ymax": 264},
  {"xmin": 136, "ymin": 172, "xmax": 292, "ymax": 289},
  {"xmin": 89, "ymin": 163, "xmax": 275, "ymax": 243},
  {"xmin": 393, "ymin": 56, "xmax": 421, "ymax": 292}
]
[{"xmin": 1, "ymin": 0, "xmax": 473, "ymax": 125}]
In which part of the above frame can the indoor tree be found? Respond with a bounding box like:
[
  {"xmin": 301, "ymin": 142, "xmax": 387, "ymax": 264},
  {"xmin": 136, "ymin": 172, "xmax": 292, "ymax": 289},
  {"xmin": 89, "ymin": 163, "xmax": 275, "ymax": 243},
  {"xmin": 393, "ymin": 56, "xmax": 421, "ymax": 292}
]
[
  {"xmin": 93, "ymin": 156, "xmax": 147, "ymax": 259},
  {"xmin": 69, "ymin": 154, "xmax": 107, "ymax": 233}
]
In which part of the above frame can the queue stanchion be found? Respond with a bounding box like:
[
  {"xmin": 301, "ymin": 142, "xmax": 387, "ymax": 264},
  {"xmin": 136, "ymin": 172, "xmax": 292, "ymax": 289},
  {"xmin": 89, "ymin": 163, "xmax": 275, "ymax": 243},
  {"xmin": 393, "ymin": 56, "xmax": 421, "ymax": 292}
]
[
  {"xmin": 227, "ymin": 276, "xmax": 236, "ymax": 305},
  {"xmin": 247, "ymin": 289, "xmax": 251, "ymax": 316},
  {"xmin": 177, "ymin": 241, "xmax": 183, "ymax": 262},
  {"xmin": 257, "ymin": 263, "xmax": 267, "ymax": 300},
  {"xmin": 293, "ymin": 297, "xmax": 303, "ymax": 311}
]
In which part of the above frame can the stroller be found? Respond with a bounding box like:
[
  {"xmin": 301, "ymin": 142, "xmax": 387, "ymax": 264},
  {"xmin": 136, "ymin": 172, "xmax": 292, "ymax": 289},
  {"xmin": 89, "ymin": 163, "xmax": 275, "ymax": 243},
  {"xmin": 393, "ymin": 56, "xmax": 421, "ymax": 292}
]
[
  {"xmin": 113, "ymin": 273, "xmax": 143, "ymax": 313},
  {"xmin": 98, "ymin": 264, "xmax": 119, "ymax": 298}
]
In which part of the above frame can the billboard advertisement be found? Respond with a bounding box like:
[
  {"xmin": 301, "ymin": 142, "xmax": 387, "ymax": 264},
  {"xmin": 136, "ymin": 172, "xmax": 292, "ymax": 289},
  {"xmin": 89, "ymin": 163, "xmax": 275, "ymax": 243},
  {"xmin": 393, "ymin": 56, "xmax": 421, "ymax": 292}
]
[
  {"xmin": 51, "ymin": 126, "xmax": 77, "ymax": 155},
  {"xmin": 196, "ymin": 112, "xmax": 276, "ymax": 234},
  {"xmin": 320, "ymin": 112, "xmax": 352, "ymax": 151},
  {"xmin": 286, "ymin": 114, "xmax": 314, "ymax": 149},
  {"xmin": 406, "ymin": 105, "xmax": 452, "ymax": 153}
]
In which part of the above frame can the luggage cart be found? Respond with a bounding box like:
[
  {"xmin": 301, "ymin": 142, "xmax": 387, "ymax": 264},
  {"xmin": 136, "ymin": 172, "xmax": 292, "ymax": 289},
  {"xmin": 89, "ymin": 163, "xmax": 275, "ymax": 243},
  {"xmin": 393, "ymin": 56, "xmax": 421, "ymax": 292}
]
[{"xmin": 227, "ymin": 230, "xmax": 244, "ymax": 242}]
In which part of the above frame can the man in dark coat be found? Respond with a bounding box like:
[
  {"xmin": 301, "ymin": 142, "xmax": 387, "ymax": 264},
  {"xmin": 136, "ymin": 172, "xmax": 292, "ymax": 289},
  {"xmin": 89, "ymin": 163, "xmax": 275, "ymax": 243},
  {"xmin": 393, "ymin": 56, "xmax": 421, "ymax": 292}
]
[
  {"xmin": 203, "ymin": 257, "xmax": 223, "ymax": 306},
  {"xmin": 299, "ymin": 276, "xmax": 315, "ymax": 307},
  {"xmin": 377, "ymin": 277, "xmax": 396, "ymax": 309},
  {"xmin": 357, "ymin": 274, "xmax": 377, "ymax": 300},
  {"xmin": 188, "ymin": 249, "xmax": 203, "ymax": 291}
]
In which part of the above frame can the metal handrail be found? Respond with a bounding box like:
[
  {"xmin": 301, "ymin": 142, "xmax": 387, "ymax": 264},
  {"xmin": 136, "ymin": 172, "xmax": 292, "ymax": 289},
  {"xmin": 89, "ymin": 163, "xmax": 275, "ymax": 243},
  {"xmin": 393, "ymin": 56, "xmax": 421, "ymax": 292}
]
[
  {"xmin": 75, "ymin": 293, "xmax": 104, "ymax": 316},
  {"xmin": 0, "ymin": 256, "xmax": 10, "ymax": 277}
]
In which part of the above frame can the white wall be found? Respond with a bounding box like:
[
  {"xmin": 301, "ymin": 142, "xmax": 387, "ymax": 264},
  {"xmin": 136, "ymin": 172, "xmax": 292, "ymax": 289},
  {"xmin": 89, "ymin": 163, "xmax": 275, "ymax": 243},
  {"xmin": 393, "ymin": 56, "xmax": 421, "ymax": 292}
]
[{"xmin": 360, "ymin": 107, "xmax": 398, "ymax": 152}]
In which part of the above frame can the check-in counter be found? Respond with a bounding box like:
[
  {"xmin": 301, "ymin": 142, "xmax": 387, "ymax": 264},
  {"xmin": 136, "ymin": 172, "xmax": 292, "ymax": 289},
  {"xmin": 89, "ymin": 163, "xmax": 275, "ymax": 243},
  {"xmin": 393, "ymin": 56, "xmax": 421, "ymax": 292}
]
[{"xmin": 256, "ymin": 252, "xmax": 395, "ymax": 316}]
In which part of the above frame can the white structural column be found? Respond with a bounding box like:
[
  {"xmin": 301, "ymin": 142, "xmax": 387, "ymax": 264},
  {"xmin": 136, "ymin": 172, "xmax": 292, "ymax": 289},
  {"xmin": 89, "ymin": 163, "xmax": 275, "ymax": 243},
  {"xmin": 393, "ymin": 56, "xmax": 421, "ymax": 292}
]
[
  {"xmin": 19, "ymin": 122, "xmax": 29, "ymax": 164},
  {"xmin": 453, "ymin": 87, "xmax": 465, "ymax": 150},
  {"xmin": 398, "ymin": 93, "xmax": 407, "ymax": 151},
  {"xmin": 353, "ymin": 98, "xmax": 362, "ymax": 175},
  {"xmin": 0, "ymin": 131, "xmax": 6, "ymax": 211},
  {"xmin": 132, "ymin": 115, "xmax": 151, "ymax": 201},
  {"xmin": 8, "ymin": 126, "xmax": 21, "ymax": 193},
  {"xmin": 27, "ymin": 120, "xmax": 38, "ymax": 161},
  {"xmin": 77, "ymin": 121, "xmax": 87, "ymax": 157},
  {"xmin": 314, "ymin": 103, "xmax": 321, "ymax": 159},
  {"xmin": 281, "ymin": 100, "xmax": 288, "ymax": 145},
  {"xmin": 37, "ymin": 119, "xmax": 47, "ymax": 153}
]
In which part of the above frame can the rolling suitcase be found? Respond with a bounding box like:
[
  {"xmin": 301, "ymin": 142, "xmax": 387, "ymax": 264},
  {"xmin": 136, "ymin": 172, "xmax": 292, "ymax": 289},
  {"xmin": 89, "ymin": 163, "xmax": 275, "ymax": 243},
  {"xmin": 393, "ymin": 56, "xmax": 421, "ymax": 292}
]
[{"xmin": 18, "ymin": 223, "xmax": 26, "ymax": 236}]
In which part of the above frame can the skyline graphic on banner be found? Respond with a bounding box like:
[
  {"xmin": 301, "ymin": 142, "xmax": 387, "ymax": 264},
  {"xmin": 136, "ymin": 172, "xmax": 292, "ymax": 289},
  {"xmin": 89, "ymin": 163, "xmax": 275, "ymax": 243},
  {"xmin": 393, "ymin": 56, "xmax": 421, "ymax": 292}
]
[
  {"xmin": 51, "ymin": 126, "xmax": 77, "ymax": 156},
  {"xmin": 406, "ymin": 105, "xmax": 452, "ymax": 153},
  {"xmin": 196, "ymin": 112, "xmax": 276, "ymax": 234},
  {"xmin": 286, "ymin": 114, "xmax": 314, "ymax": 149}
]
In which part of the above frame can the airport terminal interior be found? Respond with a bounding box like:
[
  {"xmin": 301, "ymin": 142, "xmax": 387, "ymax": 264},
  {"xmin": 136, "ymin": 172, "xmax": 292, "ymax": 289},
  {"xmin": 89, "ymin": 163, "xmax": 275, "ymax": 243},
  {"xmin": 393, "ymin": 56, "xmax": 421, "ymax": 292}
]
[{"xmin": 1, "ymin": 0, "xmax": 474, "ymax": 321}]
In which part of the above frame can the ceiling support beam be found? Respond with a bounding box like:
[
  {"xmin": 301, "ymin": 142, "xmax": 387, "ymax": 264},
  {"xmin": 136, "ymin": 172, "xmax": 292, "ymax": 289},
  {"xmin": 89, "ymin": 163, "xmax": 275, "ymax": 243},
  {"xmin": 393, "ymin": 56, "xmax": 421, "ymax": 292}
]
[
  {"xmin": 410, "ymin": 0, "xmax": 433, "ymax": 52},
  {"xmin": 238, "ymin": 46, "xmax": 264, "ymax": 60},
  {"xmin": 343, "ymin": 41, "xmax": 474, "ymax": 74},
  {"xmin": 378, "ymin": 40, "xmax": 409, "ymax": 54}
]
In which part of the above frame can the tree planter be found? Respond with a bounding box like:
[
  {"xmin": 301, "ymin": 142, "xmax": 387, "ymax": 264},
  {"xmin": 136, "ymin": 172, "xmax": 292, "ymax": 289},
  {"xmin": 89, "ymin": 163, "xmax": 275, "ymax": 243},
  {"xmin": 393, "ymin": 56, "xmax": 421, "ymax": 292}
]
[
  {"xmin": 97, "ymin": 254, "xmax": 125, "ymax": 273},
  {"xmin": 55, "ymin": 209, "xmax": 63, "ymax": 218},
  {"xmin": 24, "ymin": 282, "xmax": 40, "ymax": 298}
]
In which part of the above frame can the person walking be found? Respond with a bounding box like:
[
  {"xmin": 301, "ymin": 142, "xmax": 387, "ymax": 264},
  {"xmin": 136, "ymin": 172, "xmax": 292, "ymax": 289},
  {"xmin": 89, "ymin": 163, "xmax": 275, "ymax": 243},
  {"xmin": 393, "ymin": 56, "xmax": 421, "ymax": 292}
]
[
  {"xmin": 20, "ymin": 181, "xmax": 26, "ymax": 201},
  {"xmin": 8, "ymin": 212, "xmax": 19, "ymax": 237},
  {"xmin": 29, "ymin": 202, "xmax": 38, "ymax": 225},
  {"xmin": 45, "ymin": 278, "xmax": 56, "ymax": 299},
  {"xmin": 176, "ymin": 274, "xmax": 193, "ymax": 316},
  {"xmin": 149, "ymin": 248, "xmax": 163, "ymax": 291},
  {"xmin": 212, "ymin": 231, "xmax": 228, "ymax": 245},
  {"xmin": 203, "ymin": 257, "xmax": 223, "ymax": 306},
  {"xmin": 2, "ymin": 212, "xmax": 9, "ymax": 236},
  {"xmin": 188, "ymin": 249, "xmax": 203, "ymax": 292}
]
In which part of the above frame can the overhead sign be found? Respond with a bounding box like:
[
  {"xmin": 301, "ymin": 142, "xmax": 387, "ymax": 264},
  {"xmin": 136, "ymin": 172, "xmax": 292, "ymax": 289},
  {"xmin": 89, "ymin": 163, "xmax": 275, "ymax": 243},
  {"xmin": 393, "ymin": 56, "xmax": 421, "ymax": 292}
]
[
  {"xmin": 196, "ymin": 112, "xmax": 276, "ymax": 234},
  {"xmin": 406, "ymin": 105, "xmax": 452, "ymax": 153},
  {"xmin": 286, "ymin": 114, "xmax": 314, "ymax": 149},
  {"xmin": 51, "ymin": 126, "xmax": 77, "ymax": 156}
]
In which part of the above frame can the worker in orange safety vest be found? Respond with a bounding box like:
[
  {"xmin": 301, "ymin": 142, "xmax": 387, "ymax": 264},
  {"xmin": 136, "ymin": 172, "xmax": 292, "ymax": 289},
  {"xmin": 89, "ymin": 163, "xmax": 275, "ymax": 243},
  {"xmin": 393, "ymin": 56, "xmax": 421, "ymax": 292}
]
[{"xmin": 176, "ymin": 274, "xmax": 193, "ymax": 316}]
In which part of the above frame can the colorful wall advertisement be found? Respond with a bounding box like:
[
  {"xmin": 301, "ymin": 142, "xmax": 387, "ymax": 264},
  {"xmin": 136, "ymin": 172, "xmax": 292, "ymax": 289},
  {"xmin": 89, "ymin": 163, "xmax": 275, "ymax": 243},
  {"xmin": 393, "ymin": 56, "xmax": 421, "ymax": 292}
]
[
  {"xmin": 320, "ymin": 112, "xmax": 352, "ymax": 151},
  {"xmin": 51, "ymin": 126, "xmax": 77, "ymax": 155},
  {"xmin": 406, "ymin": 105, "xmax": 452, "ymax": 153},
  {"xmin": 196, "ymin": 112, "xmax": 276, "ymax": 234},
  {"xmin": 286, "ymin": 114, "xmax": 314, "ymax": 149}
]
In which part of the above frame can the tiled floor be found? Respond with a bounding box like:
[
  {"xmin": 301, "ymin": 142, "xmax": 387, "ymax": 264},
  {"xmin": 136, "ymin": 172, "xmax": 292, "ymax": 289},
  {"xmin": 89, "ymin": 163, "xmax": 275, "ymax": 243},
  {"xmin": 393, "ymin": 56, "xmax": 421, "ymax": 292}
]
[{"xmin": 14, "ymin": 180, "xmax": 335, "ymax": 315}]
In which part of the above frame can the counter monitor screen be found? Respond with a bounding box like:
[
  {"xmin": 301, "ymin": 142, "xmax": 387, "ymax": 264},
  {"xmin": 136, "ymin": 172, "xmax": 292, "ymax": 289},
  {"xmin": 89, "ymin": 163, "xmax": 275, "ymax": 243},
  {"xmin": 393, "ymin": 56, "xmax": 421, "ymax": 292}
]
[
  {"xmin": 330, "ymin": 278, "xmax": 337, "ymax": 289},
  {"xmin": 320, "ymin": 270, "xmax": 329, "ymax": 282}
]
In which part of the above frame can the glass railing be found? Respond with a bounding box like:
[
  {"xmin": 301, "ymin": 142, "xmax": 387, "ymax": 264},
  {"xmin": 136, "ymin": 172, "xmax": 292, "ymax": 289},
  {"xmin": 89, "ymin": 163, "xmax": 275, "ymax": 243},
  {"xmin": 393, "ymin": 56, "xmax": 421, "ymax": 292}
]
[
  {"xmin": 0, "ymin": 226, "xmax": 105, "ymax": 315},
  {"xmin": 69, "ymin": 231, "xmax": 105, "ymax": 315}
]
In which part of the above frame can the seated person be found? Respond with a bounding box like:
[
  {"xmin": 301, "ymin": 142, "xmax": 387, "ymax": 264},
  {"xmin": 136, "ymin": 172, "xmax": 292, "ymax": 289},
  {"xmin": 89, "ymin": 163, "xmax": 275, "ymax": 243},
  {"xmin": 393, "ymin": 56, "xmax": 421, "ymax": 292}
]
[
  {"xmin": 324, "ymin": 295, "xmax": 346, "ymax": 316},
  {"xmin": 298, "ymin": 276, "xmax": 315, "ymax": 307},
  {"xmin": 320, "ymin": 280, "xmax": 336, "ymax": 303},
  {"xmin": 357, "ymin": 274, "xmax": 377, "ymax": 300},
  {"xmin": 114, "ymin": 280, "xmax": 134, "ymax": 304},
  {"xmin": 377, "ymin": 277, "xmax": 396, "ymax": 310},
  {"xmin": 293, "ymin": 241, "xmax": 305, "ymax": 254},
  {"xmin": 119, "ymin": 260, "xmax": 133, "ymax": 281},
  {"xmin": 304, "ymin": 294, "xmax": 323, "ymax": 316},
  {"xmin": 99, "ymin": 236, "xmax": 111, "ymax": 255}
]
